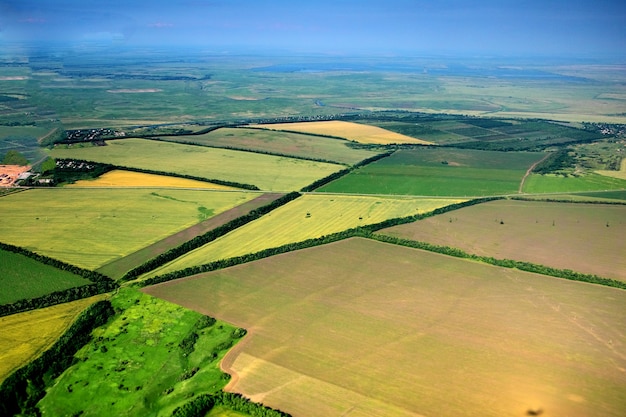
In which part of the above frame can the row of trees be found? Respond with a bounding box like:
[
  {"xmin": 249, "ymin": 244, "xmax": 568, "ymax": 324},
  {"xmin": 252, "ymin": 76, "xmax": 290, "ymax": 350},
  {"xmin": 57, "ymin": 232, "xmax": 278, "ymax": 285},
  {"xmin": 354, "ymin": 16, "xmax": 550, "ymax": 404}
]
[
  {"xmin": 121, "ymin": 192, "xmax": 302, "ymax": 281},
  {"xmin": 139, "ymin": 195, "xmax": 626, "ymax": 292},
  {"xmin": 172, "ymin": 391, "xmax": 291, "ymax": 417},
  {"xmin": 0, "ymin": 242, "xmax": 118, "ymax": 317},
  {"xmin": 140, "ymin": 198, "xmax": 502, "ymax": 287},
  {"xmin": 370, "ymin": 234, "xmax": 626, "ymax": 290},
  {"xmin": 0, "ymin": 300, "xmax": 116, "ymax": 416},
  {"xmin": 300, "ymin": 150, "xmax": 394, "ymax": 192}
]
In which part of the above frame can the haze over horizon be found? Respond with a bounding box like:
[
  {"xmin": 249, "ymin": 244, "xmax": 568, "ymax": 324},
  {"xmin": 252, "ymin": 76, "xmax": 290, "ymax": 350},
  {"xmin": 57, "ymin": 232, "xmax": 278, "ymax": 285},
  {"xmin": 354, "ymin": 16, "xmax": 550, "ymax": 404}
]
[{"xmin": 1, "ymin": 0, "xmax": 625, "ymax": 59}]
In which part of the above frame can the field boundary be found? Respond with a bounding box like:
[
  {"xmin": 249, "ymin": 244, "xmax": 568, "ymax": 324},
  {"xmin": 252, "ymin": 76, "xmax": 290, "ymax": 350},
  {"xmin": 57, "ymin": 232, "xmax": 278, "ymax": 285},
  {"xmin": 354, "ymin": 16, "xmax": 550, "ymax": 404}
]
[
  {"xmin": 121, "ymin": 192, "xmax": 301, "ymax": 281},
  {"xmin": 97, "ymin": 193, "xmax": 286, "ymax": 279},
  {"xmin": 51, "ymin": 158, "xmax": 261, "ymax": 190},
  {"xmin": 144, "ymin": 135, "xmax": 350, "ymax": 167},
  {"xmin": 370, "ymin": 233, "xmax": 626, "ymax": 290},
  {"xmin": 0, "ymin": 300, "xmax": 115, "ymax": 416},
  {"xmin": 139, "ymin": 196, "xmax": 626, "ymax": 292},
  {"xmin": 138, "ymin": 197, "xmax": 500, "ymax": 286},
  {"xmin": 0, "ymin": 242, "xmax": 118, "ymax": 317}
]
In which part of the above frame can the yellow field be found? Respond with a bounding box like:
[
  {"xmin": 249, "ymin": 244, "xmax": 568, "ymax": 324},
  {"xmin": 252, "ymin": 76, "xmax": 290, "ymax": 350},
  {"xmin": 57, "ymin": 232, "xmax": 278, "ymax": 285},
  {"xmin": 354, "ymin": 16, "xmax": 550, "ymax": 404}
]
[
  {"xmin": 0, "ymin": 295, "xmax": 106, "ymax": 382},
  {"xmin": 146, "ymin": 194, "xmax": 464, "ymax": 277},
  {"xmin": 251, "ymin": 120, "xmax": 432, "ymax": 145},
  {"xmin": 67, "ymin": 170, "xmax": 236, "ymax": 189},
  {"xmin": 596, "ymin": 158, "xmax": 626, "ymax": 180}
]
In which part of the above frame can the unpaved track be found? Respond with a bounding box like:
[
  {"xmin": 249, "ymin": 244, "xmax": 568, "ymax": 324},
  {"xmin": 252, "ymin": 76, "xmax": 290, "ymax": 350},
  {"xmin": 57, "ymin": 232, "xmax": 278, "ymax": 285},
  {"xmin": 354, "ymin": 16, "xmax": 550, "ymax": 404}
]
[{"xmin": 518, "ymin": 153, "xmax": 550, "ymax": 193}]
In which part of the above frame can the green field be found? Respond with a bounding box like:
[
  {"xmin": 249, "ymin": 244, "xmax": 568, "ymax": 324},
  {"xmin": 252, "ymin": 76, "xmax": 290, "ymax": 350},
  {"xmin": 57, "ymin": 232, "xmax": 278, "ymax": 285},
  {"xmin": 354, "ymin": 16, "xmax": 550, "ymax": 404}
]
[
  {"xmin": 0, "ymin": 188, "xmax": 256, "ymax": 270},
  {"xmin": 144, "ymin": 237, "xmax": 626, "ymax": 417},
  {"xmin": 523, "ymin": 172, "xmax": 626, "ymax": 193},
  {"xmin": 166, "ymin": 127, "xmax": 379, "ymax": 165},
  {"xmin": 379, "ymin": 199, "xmax": 626, "ymax": 281},
  {"xmin": 0, "ymin": 249, "xmax": 91, "ymax": 304},
  {"xmin": 145, "ymin": 194, "xmax": 464, "ymax": 278},
  {"xmin": 318, "ymin": 148, "xmax": 545, "ymax": 196},
  {"xmin": 37, "ymin": 288, "xmax": 244, "ymax": 417},
  {"xmin": 49, "ymin": 138, "xmax": 344, "ymax": 191}
]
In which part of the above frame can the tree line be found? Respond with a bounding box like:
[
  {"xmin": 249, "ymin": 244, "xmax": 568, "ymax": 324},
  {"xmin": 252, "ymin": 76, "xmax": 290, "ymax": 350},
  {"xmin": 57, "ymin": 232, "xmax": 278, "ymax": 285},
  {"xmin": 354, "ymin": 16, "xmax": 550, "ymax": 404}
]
[
  {"xmin": 46, "ymin": 158, "xmax": 261, "ymax": 190},
  {"xmin": 172, "ymin": 391, "xmax": 291, "ymax": 417},
  {"xmin": 369, "ymin": 234, "xmax": 626, "ymax": 290},
  {"xmin": 300, "ymin": 150, "xmax": 395, "ymax": 192},
  {"xmin": 137, "ymin": 195, "xmax": 626, "ymax": 292},
  {"xmin": 139, "ymin": 198, "xmax": 501, "ymax": 287},
  {"xmin": 121, "ymin": 192, "xmax": 302, "ymax": 281},
  {"xmin": 0, "ymin": 300, "xmax": 116, "ymax": 416},
  {"xmin": 0, "ymin": 242, "xmax": 118, "ymax": 317}
]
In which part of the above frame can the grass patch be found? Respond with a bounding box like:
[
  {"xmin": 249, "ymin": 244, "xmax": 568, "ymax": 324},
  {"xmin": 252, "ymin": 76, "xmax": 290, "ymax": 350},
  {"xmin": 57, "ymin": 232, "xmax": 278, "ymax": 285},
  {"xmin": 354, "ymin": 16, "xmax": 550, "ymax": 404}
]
[
  {"xmin": 0, "ymin": 295, "xmax": 105, "ymax": 382},
  {"xmin": 37, "ymin": 287, "xmax": 245, "ymax": 417},
  {"xmin": 318, "ymin": 148, "xmax": 545, "ymax": 196},
  {"xmin": 50, "ymin": 138, "xmax": 344, "ymax": 191},
  {"xmin": 145, "ymin": 194, "xmax": 464, "ymax": 278},
  {"xmin": 522, "ymin": 172, "xmax": 626, "ymax": 193},
  {"xmin": 0, "ymin": 188, "xmax": 256, "ymax": 270},
  {"xmin": 0, "ymin": 249, "xmax": 91, "ymax": 304}
]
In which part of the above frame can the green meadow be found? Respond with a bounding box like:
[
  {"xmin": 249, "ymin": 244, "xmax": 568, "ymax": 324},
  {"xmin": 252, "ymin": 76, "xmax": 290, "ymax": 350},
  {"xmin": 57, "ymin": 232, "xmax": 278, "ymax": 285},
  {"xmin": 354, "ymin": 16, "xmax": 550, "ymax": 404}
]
[
  {"xmin": 37, "ymin": 288, "xmax": 244, "ymax": 417},
  {"xmin": 522, "ymin": 172, "xmax": 626, "ymax": 193},
  {"xmin": 0, "ymin": 249, "xmax": 90, "ymax": 304}
]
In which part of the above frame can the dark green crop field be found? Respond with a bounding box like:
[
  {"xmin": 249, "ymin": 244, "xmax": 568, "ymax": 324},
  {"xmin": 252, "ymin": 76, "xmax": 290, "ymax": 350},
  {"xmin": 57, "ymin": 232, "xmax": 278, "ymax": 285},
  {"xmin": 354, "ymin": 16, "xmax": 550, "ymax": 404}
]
[
  {"xmin": 318, "ymin": 148, "xmax": 545, "ymax": 196},
  {"xmin": 0, "ymin": 249, "xmax": 90, "ymax": 304}
]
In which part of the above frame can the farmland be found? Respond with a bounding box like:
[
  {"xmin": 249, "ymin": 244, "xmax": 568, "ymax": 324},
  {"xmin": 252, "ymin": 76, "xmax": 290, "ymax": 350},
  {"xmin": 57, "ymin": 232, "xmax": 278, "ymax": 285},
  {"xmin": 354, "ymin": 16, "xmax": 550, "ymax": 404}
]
[
  {"xmin": 0, "ymin": 188, "xmax": 256, "ymax": 270},
  {"xmin": 250, "ymin": 120, "xmax": 432, "ymax": 144},
  {"xmin": 2, "ymin": 50, "xmax": 626, "ymax": 417},
  {"xmin": 378, "ymin": 199, "xmax": 626, "ymax": 281},
  {"xmin": 37, "ymin": 288, "xmax": 245, "ymax": 417},
  {"xmin": 50, "ymin": 139, "xmax": 344, "ymax": 191},
  {"xmin": 164, "ymin": 127, "xmax": 379, "ymax": 165},
  {"xmin": 317, "ymin": 147, "xmax": 545, "ymax": 196},
  {"xmin": 68, "ymin": 170, "xmax": 237, "ymax": 190},
  {"xmin": 144, "ymin": 237, "xmax": 626, "ymax": 417},
  {"xmin": 145, "ymin": 194, "xmax": 465, "ymax": 278},
  {"xmin": 0, "ymin": 248, "xmax": 91, "ymax": 304},
  {"xmin": 0, "ymin": 295, "xmax": 106, "ymax": 381},
  {"xmin": 522, "ymin": 172, "xmax": 626, "ymax": 193}
]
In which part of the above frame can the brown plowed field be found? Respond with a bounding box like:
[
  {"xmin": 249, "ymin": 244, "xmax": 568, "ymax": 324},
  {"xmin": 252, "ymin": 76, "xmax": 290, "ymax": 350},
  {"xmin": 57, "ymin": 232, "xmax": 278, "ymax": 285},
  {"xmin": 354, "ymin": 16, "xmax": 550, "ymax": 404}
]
[
  {"xmin": 144, "ymin": 238, "xmax": 626, "ymax": 417},
  {"xmin": 379, "ymin": 199, "xmax": 626, "ymax": 281},
  {"xmin": 97, "ymin": 192, "xmax": 284, "ymax": 279}
]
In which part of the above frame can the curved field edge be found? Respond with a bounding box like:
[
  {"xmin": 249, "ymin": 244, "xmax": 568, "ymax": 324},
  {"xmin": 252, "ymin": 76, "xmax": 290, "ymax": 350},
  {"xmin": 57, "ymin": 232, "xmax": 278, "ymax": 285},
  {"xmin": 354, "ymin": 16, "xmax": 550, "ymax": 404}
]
[
  {"xmin": 0, "ymin": 295, "xmax": 107, "ymax": 383},
  {"xmin": 143, "ymin": 237, "xmax": 626, "ymax": 417},
  {"xmin": 97, "ymin": 193, "xmax": 286, "ymax": 280}
]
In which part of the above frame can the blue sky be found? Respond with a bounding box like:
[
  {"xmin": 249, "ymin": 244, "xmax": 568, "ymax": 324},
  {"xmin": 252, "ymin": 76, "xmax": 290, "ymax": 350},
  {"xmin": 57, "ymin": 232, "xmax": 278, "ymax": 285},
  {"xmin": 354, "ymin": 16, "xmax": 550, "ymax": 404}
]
[{"xmin": 1, "ymin": 0, "xmax": 624, "ymax": 57}]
